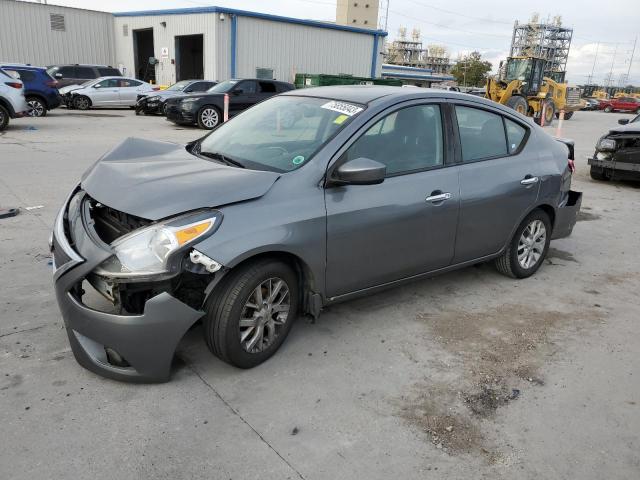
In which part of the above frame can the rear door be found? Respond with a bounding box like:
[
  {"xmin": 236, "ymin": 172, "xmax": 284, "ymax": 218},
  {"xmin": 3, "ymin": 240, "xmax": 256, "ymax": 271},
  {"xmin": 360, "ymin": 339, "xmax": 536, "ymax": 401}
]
[
  {"xmin": 452, "ymin": 103, "xmax": 539, "ymax": 263},
  {"xmin": 117, "ymin": 79, "xmax": 146, "ymax": 105},
  {"xmin": 257, "ymin": 81, "xmax": 278, "ymax": 102},
  {"xmin": 325, "ymin": 101, "xmax": 460, "ymax": 297}
]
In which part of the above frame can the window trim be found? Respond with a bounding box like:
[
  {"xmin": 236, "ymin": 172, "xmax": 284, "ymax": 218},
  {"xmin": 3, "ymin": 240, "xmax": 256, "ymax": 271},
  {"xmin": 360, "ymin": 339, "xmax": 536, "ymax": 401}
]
[
  {"xmin": 450, "ymin": 102, "xmax": 531, "ymax": 164},
  {"xmin": 324, "ymin": 98, "xmax": 453, "ymax": 186}
]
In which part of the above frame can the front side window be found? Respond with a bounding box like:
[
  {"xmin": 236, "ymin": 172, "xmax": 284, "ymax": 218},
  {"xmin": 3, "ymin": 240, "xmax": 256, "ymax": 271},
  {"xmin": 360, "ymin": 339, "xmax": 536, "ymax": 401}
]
[
  {"xmin": 166, "ymin": 80, "xmax": 191, "ymax": 91},
  {"xmin": 343, "ymin": 104, "xmax": 444, "ymax": 175},
  {"xmin": 207, "ymin": 80, "xmax": 238, "ymax": 93},
  {"xmin": 16, "ymin": 70, "xmax": 35, "ymax": 81},
  {"xmin": 95, "ymin": 79, "xmax": 118, "ymax": 88},
  {"xmin": 455, "ymin": 106, "xmax": 507, "ymax": 161},
  {"xmin": 199, "ymin": 96, "xmax": 364, "ymax": 172}
]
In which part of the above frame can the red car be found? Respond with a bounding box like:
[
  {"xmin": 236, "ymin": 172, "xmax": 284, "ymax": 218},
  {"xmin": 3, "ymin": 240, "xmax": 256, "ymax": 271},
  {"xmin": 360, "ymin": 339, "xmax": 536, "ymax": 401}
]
[{"xmin": 599, "ymin": 96, "xmax": 640, "ymax": 113}]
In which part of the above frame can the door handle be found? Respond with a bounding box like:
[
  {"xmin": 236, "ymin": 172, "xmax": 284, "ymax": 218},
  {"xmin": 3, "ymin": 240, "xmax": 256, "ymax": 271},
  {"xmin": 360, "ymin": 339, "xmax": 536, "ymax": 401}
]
[
  {"xmin": 426, "ymin": 192, "xmax": 452, "ymax": 203},
  {"xmin": 520, "ymin": 176, "xmax": 539, "ymax": 185}
]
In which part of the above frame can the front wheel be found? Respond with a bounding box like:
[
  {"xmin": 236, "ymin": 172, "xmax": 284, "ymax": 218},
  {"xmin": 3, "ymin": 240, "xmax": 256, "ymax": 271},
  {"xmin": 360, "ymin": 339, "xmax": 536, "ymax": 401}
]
[
  {"xmin": 495, "ymin": 210, "xmax": 551, "ymax": 279},
  {"xmin": 27, "ymin": 97, "xmax": 47, "ymax": 117},
  {"xmin": 590, "ymin": 166, "xmax": 609, "ymax": 181},
  {"xmin": 74, "ymin": 95, "xmax": 91, "ymax": 110},
  {"xmin": 0, "ymin": 104, "xmax": 9, "ymax": 131},
  {"xmin": 197, "ymin": 105, "xmax": 221, "ymax": 129},
  {"xmin": 604, "ymin": 106, "xmax": 613, "ymax": 113},
  {"xmin": 203, "ymin": 259, "xmax": 299, "ymax": 368}
]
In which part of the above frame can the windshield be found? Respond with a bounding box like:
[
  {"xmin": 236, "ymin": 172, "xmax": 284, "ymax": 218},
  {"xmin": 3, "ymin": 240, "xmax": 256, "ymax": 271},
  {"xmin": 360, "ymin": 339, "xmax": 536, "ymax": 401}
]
[
  {"xmin": 198, "ymin": 96, "xmax": 365, "ymax": 172},
  {"xmin": 631, "ymin": 114, "xmax": 640, "ymax": 123},
  {"xmin": 167, "ymin": 80, "xmax": 191, "ymax": 91},
  {"xmin": 207, "ymin": 80, "xmax": 239, "ymax": 93},
  {"xmin": 505, "ymin": 59, "xmax": 532, "ymax": 82}
]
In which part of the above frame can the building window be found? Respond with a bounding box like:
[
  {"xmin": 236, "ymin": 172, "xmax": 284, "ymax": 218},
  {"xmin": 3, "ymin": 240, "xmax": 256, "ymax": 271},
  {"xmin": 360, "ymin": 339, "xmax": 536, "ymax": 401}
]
[
  {"xmin": 123, "ymin": 24, "xmax": 129, "ymax": 36},
  {"xmin": 50, "ymin": 13, "xmax": 65, "ymax": 32},
  {"xmin": 364, "ymin": 20, "xmax": 368, "ymax": 24},
  {"xmin": 352, "ymin": 19, "xmax": 357, "ymax": 23}
]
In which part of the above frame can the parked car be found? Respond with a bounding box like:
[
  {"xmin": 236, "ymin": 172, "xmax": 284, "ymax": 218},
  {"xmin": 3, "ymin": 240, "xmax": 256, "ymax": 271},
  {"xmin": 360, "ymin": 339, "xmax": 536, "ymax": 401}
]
[
  {"xmin": 0, "ymin": 67, "xmax": 29, "ymax": 131},
  {"xmin": 46, "ymin": 64, "xmax": 122, "ymax": 88},
  {"xmin": 0, "ymin": 64, "xmax": 61, "ymax": 117},
  {"xmin": 51, "ymin": 86, "xmax": 582, "ymax": 382},
  {"xmin": 135, "ymin": 80, "xmax": 217, "ymax": 115},
  {"xmin": 165, "ymin": 78, "xmax": 294, "ymax": 129},
  {"xmin": 599, "ymin": 96, "xmax": 640, "ymax": 113},
  {"xmin": 61, "ymin": 77, "xmax": 157, "ymax": 110},
  {"xmin": 581, "ymin": 98, "xmax": 600, "ymax": 111},
  {"xmin": 588, "ymin": 113, "xmax": 640, "ymax": 181}
]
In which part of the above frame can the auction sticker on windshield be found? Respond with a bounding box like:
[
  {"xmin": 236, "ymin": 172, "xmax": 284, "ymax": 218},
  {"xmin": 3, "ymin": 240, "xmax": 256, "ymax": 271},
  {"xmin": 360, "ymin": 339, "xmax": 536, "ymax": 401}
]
[{"xmin": 321, "ymin": 101, "xmax": 363, "ymax": 116}]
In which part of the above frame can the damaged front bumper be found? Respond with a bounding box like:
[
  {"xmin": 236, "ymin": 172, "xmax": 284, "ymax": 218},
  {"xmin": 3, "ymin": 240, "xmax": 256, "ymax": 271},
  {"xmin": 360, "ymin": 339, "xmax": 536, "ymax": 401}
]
[
  {"xmin": 51, "ymin": 189, "xmax": 204, "ymax": 382},
  {"xmin": 588, "ymin": 156, "xmax": 640, "ymax": 177}
]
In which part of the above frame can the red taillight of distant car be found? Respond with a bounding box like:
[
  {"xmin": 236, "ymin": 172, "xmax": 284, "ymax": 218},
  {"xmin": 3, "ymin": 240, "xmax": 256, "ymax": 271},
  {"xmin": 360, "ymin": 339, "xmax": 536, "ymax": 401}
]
[{"xmin": 5, "ymin": 81, "xmax": 22, "ymax": 89}]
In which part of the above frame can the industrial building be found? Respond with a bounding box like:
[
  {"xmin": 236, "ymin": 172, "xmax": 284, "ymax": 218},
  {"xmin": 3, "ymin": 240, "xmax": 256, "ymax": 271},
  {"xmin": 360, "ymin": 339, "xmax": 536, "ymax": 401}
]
[{"xmin": 0, "ymin": 1, "xmax": 387, "ymax": 85}]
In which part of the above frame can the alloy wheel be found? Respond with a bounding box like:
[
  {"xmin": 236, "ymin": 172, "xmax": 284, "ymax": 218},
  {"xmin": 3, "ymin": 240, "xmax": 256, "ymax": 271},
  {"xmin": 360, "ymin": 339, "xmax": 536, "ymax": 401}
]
[
  {"xmin": 200, "ymin": 108, "xmax": 219, "ymax": 128},
  {"xmin": 27, "ymin": 99, "xmax": 45, "ymax": 117},
  {"xmin": 239, "ymin": 277, "xmax": 290, "ymax": 354},
  {"xmin": 75, "ymin": 97, "xmax": 90, "ymax": 110},
  {"xmin": 517, "ymin": 219, "xmax": 546, "ymax": 269}
]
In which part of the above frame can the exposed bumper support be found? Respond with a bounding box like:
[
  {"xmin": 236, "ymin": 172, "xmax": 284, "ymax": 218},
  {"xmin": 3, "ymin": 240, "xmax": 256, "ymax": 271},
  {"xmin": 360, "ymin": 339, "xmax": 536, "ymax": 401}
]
[{"xmin": 551, "ymin": 190, "xmax": 582, "ymax": 240}]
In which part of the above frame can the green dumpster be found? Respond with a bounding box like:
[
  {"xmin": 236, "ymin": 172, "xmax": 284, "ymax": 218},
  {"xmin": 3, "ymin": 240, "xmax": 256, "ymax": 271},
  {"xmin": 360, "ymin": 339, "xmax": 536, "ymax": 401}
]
[{"xmin": 295, "ymin": 73, "xmax": 402, "ymax": 89}]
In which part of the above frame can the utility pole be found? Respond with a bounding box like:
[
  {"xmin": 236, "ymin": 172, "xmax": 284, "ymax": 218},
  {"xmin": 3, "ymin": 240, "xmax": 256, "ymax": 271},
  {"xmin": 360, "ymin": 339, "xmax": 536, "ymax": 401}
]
[
  {"xmin": 607, "ymin": 43, "xmax": 618, "ymax": 87},
  {"xmin": 587, "ymin": 42, "xmax": 600, "ymax": 86},
  {"xmin": 627, "ymin": 35, "xmax": 637, "ymax": 80}
]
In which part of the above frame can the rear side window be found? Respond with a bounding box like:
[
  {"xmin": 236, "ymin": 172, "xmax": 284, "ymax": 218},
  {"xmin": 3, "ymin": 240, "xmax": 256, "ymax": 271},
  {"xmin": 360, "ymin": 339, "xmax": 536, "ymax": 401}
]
[
  {"xmin": 505, "ymin": 118, "xmax": 527, "ymax": 154},
  {"xmin": 259, "ymin": 81, "xmax": 277, "ymax": 93},
  {"xmin": 75, "ymin": 67, "xmax": 96, "ymax": 78},
  {"xmin": 455, "ymin": 106, "xmax": 507, "ymax": 161},
  {"xmin": 15, "ymin": 70, "xmax": 35, "ymax": 81},
  {"xmin": 98, "ymin": 68, "xmax": 120, "ymax": 76},
  {"xmin": 119, "ymin": 79, "xmax": 142, "ymax": 87},
  {"xmin": 190, "ymin": 81, "xmax": 213, "ymax": 92},
  {"xmin": 95, "ymin": 79, "xmax": 119, "ymax": 88}
]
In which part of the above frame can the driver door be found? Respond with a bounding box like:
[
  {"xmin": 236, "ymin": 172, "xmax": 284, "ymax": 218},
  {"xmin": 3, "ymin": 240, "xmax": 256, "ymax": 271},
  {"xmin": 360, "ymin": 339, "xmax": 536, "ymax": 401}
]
[
  {"xmin": 324, "ymin": 102, "xmax": 460, "ymax": 297},
  {"xmin": 229, "ymin": 80, "xmax": 258, "ymax": 115},
  {"xmin": 90, "ymin": 79, "xmax": 120, "ymax": 106}
]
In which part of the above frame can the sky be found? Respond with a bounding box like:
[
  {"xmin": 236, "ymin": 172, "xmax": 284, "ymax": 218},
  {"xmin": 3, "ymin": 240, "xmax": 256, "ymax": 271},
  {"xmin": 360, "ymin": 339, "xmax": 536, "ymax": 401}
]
[{"xmin": 25, "ymin": 0, "xmax": 640, "ymax": 85}]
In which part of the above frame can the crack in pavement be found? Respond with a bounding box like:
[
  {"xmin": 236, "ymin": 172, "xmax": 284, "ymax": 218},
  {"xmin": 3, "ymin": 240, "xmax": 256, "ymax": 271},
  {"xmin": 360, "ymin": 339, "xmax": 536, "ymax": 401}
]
[
  {"xmin": 0, "ymin": 325, "xmax": 46, "ymax": 338},
  {"xmin": 0, "ymin": 175, "xmax": 52, "ymax": 230},
  {"xmin": 180, "ymin": 356, "xmax": 306, "ymax": 480}
]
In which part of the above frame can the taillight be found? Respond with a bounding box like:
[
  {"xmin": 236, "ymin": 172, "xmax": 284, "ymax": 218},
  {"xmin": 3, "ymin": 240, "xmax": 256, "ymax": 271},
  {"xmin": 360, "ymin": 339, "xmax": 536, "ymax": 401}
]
[
  {"xmin": 46, "ymin": 80, "xmax": 59, "ymax": 88},
  {"xmin": 5, "ymin": 82, "xmax": 22, "ymax": 89},
  {"xmin": 568, "ymin": 159, "xmax": 576, "ymax": 173}
]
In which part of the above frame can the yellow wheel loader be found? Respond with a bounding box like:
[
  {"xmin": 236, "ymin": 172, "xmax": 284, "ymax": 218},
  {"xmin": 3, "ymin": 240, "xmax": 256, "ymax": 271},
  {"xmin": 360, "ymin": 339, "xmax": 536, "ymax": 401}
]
[{"xmin": 485, "ymin": 56, "xmax": 583, "ymax": 126}]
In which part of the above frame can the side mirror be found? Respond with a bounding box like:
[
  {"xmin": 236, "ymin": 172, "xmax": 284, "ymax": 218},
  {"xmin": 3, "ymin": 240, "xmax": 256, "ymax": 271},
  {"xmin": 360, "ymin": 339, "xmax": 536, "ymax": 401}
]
[
  {"xmin": 184, "ymin": 88, "xmax": 193, "ymax": 93},
  {"xmin": 55, "ymin": 73, "xmax": 63, "ymax": 79},
  {"xmin": 331, "ymin": 158, "xmax": 386, "ymax": 186},
  {"xmin": 93, "ymin": 84, "xmax": 101, "ymax": 88},
  {"xmin": 618, "ymin": 118, "xmax": 629, "ymax": 125}
]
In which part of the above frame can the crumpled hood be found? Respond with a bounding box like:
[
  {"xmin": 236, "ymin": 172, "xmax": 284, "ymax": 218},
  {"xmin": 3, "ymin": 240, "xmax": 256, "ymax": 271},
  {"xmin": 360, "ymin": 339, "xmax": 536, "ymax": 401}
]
[
  {"xmin": 81, "ymin": 138, "xmax": 280, "ymax": 220},
  {"xmin": 608, "ymin": 122, "xmax": 640, "ymax": 135},
  {"xmin": 59, "ymin": 84, "xmax": 85, "ymax": 95}
]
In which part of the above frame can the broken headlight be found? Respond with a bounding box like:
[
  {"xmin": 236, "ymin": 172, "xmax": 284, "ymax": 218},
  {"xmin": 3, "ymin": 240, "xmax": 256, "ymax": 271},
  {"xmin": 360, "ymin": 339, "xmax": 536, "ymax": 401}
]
[
  {"xmin": 597, "ymin": 138, "xmax": 616, "ymax": 151},
  {"xmin": 96, "ymin": 210, "xmax": 222, "ymax": 278}
]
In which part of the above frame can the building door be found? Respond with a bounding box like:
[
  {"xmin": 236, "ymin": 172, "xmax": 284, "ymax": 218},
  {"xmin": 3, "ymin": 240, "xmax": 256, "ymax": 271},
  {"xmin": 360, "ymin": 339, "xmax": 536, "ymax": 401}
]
[
  {"xmin": 133, "ymin": 28, "xmax": 155, "ymax": 83},
  {"xmin": 175, "ymin": 34, "xmax": 204, "ymax": 81}
]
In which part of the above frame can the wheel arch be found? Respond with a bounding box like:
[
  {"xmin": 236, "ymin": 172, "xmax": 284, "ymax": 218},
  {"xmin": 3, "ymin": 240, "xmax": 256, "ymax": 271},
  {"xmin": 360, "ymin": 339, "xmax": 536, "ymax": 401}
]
[
  {"xmin": 203, "ymin": 249, "xmax": 321, "ymax": 316},
  {"xmin": 0, "ymin": 97, "xmax": 16, "ymax": 116}
]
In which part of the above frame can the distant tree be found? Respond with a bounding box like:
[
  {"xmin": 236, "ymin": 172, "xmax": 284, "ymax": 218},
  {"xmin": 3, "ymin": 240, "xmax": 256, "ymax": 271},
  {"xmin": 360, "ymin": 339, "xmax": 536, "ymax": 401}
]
[{"xmin": 451, "ymin": 51, "xmax": 492, "ymax": 87}]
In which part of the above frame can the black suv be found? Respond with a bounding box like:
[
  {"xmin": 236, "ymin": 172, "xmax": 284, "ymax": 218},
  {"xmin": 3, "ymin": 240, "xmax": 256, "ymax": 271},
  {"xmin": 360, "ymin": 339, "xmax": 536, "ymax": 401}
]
[
  {"xmin": 46, "ymin": 64, "xmax": 122, "ymax": 88},
  {"xmin": 165, "ymin": 78, "xmax": 294, "ymax": 129}
]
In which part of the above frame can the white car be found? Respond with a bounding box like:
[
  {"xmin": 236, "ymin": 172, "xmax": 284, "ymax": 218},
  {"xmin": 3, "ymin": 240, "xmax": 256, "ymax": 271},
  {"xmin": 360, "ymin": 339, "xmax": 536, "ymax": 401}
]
[
  {"xmin": 0, "ymin": 67, "xmax": 29, "ymax": 131},
  {"xmin": 62, "ymin": 76, "xmax": 157, "ymax": 110}
]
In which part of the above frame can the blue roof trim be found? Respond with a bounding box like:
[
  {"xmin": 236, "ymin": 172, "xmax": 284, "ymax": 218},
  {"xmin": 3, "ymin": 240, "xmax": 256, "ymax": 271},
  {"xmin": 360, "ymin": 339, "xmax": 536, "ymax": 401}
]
[
  {"xmin": 381, "ymin": 72, "xmax": 454, "ymax": 81},
  {"xmin": 382, "ymin": 64, "xmax": 434, "ymax": 73},
  {"xmin": 370, "ymin": 36, "xmax": 378, "ymax": 78},
  {"xmin": 113, "ymin": 6, "xmax": 388, "ymax": 36}
]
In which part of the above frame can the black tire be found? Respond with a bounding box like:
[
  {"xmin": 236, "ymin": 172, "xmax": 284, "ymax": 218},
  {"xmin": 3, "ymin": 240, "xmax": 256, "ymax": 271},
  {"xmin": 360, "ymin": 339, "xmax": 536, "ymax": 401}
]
[
  {"xmin": 542, "ymin": 99, "xmax": 555, "ymax": 126},
  {"xmin": 0, "ymin": 104, "xmax": 9, "ymax": 131},
  {"xmin": 495, "ymin": 209, "xmax": 551, "ymax": 279},
  {"xmin": 197, "ymin": 105, "xmax": 221, "ymax": 129},
  {"xmin": 506, "ymin": 96, "xmax": 528, "ymax": 115},
  {"xmin": 604, "ymin": 105, "xmax": 613, "ymax": 113},
  {"xmin": 74, "ymin": 95, "xmax": 91, "ymax": 110},
  {"xmin": 555, "ymin": 111, "xmax": 574, "ymax": 120},
  {"xmin": 162, "ymin": 103, "xmax": 169, "ymax": 116},
  {"xmin": 26, "ymin": 96, "xmax": 47, "ymax": 117},
  {"xmin": 203, "ymin": 259, "xmax": 299, "ymax": 368},
  {"xmin": 590, "ymin": 166, "xmax": 609, "ymax": 181}
]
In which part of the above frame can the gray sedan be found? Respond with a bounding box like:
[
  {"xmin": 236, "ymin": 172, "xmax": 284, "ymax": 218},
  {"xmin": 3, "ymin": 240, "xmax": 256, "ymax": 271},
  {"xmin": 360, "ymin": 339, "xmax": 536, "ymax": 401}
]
[{"xmin": 51, "ymin": 86, "xmax": 582, "ymax": 382}]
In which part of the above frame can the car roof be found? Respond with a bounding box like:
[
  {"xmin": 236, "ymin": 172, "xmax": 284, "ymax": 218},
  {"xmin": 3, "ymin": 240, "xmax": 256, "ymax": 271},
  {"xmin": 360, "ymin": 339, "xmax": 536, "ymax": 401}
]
[
  {"xmin": 231, "ymin": 78, "xmax": 292, "ymax": 84},
  {"xmin": 281, "ymin": 85, "xmax": 524, "ymax": 115},
  {"xmin": 47, "ymin": 64, "xmax": 116, "ymax": 68},
  {"xmin": 0, "ymin": 64, "xmax": 45, "ymax": 71}
]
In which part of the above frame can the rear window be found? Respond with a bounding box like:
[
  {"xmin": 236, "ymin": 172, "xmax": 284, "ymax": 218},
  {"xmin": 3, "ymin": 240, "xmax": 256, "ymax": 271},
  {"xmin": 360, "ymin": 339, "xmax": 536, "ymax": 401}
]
[
  {"xmin": 505, "ymin": 118, "xmax": 527, "ymax": 154},
  {"xmin": 98, "ymin": 67, "xmax": 121, "ymax": 76},
  {"xmin": 15, "ymin": 70, "xmax": 35, "ymax": 81},
  {"xmin": 259, "ymin": 81, "xmax": 277, "ymax": 93},
  {"xmin": 75, "ymin": 67, "xmax": 96, "ymax": 78}
]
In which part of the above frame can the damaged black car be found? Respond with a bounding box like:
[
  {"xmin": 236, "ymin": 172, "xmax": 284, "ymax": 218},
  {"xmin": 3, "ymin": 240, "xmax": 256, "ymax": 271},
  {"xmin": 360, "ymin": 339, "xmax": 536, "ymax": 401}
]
[{"xmin": 588, "ymin": 114, "xmax": 640, "ymax": 181}]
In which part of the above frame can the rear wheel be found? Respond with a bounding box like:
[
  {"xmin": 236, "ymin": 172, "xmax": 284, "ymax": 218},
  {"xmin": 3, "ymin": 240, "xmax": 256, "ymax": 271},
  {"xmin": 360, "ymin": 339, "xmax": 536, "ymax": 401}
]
[
  {"xmin": 590, "ymin": 166, "xmax": 609, "ymax": 181},
  {"xmin": 203, "ymin": 259, "xmax": 299, "ymax": 368},
  {"xmin": 506, "ymin": 96, "xmax": 528, "ymax": 115},
  {"xmin": 495, "ymin": 210, "xmax": 551, "ymax": 279},
  {"xmin": 26, "ymin": 96, "xmax": 46, "ymax": 117},
  {"xmin": 0, "ymin": 104, "xmax": 9, "ymax": 131},
  {"xmin": 197, "ymin": 105, "xmax": 221, "ymax": 129},
  {"xmin": 74, "ymin": 95, "xmax": 91, "ymax": 110}
]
